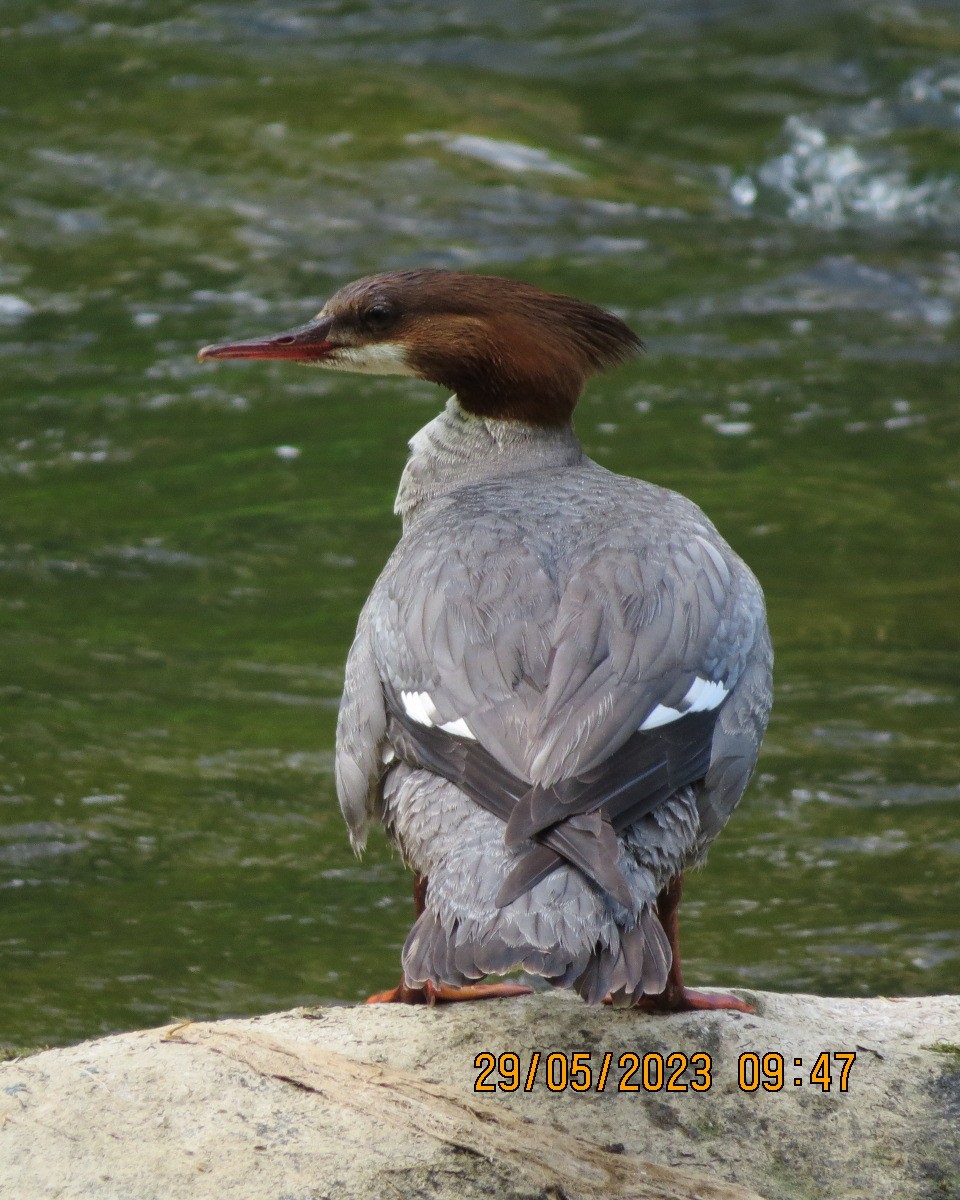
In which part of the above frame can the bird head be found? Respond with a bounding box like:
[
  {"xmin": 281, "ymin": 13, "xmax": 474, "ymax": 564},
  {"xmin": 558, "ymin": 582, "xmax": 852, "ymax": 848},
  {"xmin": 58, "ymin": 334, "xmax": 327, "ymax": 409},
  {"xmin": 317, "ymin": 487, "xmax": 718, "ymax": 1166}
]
[{"xmin": 198, "ymin": 269, "xmax": 642, "ymax": 426}]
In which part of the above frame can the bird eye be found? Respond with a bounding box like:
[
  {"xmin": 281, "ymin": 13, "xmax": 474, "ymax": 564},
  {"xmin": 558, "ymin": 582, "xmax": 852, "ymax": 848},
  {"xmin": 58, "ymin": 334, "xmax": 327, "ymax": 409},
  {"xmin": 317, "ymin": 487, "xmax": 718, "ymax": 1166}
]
[{"xmin": 364, "ymin": 303, "xmax": 395, "ymax": 332}]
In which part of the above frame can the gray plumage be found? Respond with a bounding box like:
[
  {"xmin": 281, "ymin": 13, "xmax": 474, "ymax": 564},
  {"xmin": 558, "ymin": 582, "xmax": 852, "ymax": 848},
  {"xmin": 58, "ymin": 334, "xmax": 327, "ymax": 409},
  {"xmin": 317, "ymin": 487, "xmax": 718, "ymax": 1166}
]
[
  {"xmin": 198, "ymin": 269, "xmax": 773, "ymax": 1005},
  {"xmin": 336, "ymin": 397, "xmax": 773, "ymax": 1004}
]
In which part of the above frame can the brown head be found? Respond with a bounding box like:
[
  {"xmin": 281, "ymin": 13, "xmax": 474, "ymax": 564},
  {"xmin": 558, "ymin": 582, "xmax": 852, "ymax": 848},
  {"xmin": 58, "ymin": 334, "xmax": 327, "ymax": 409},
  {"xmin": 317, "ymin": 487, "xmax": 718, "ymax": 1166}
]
[{"xmin": 197, "ymin": 269, "xmax": 642, "ymax": 426}]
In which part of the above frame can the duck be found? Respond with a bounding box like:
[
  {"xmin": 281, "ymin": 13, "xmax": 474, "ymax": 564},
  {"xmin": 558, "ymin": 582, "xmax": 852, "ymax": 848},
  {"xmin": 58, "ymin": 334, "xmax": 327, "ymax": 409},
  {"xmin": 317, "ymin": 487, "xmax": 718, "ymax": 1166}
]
[{"xmin": 198, "ymin": 269, "xmax": 773, "ymax": 1012}]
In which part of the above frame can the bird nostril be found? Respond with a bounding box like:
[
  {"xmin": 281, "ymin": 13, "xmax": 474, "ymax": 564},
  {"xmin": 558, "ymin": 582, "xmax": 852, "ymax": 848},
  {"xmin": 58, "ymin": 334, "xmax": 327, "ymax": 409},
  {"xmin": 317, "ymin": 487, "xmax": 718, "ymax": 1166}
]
[{"xmin": 276, "ymin": 335, "xmax": 296, "ymax": 346}]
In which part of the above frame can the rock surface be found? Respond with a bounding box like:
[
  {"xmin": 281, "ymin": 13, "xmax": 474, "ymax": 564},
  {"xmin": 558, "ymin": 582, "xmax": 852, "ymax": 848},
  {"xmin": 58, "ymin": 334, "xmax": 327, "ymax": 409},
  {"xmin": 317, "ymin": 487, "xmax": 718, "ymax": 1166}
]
[{"xmin": 2, "ymin": 990, "xmax": 959, "ymax": 1199}]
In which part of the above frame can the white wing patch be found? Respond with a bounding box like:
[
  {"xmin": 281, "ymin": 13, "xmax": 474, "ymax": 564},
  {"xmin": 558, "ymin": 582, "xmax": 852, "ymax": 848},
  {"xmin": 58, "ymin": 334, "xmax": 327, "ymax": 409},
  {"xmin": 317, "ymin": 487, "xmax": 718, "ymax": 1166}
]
[
  {"xmin": 639, "ymin": 703, "xmax": 685, "ymax": 731},
  {"xmin": 400, "ymin": 690, "xmax": 439, "ymax": 726},
  {"xmin": 683, "ymin": 676, "xmax": 729, "ymax": 713},
  {"xmin": 400, "ymin": 690, "xmax": 476, "ymax": 740},
  {"xmin": 439, "ymin": 717, "xmax": 475, "ymax": 739},
  {"xmin": 639, "ymin": 676, "xmax": 729, "ymax": 732}
]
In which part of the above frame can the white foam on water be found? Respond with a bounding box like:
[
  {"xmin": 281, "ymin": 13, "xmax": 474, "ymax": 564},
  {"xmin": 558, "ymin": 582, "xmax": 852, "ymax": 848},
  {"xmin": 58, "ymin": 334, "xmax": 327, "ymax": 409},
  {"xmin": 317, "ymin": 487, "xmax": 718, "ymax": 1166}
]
[{"xmin": 730, "ymin": 115, "xmax": 960, "ymax": 230}]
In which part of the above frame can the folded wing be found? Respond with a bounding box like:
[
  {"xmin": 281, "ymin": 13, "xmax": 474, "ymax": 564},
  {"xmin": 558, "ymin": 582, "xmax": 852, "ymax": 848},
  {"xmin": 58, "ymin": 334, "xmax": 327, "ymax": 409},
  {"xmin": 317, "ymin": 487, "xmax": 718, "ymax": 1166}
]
[{"xmin": 345, "ymin": 517, "xmax": 765, "ymax": 908}]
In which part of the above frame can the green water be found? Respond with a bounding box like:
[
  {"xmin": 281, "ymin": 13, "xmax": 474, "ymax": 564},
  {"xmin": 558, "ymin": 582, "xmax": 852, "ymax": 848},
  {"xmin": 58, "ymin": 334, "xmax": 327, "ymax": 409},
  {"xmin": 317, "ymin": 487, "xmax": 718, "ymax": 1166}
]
[{"xmin": 1, "ymin": 1, "xmax": 958, "ymax": 1049}]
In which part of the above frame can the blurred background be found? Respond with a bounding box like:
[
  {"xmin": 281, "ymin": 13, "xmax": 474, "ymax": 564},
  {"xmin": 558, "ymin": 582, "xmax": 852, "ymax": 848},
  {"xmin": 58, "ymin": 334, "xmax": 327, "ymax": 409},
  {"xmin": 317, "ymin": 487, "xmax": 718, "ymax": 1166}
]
[{"xmin": 1, "ymin": 0, "xmax": 958, "ymax": 1051}]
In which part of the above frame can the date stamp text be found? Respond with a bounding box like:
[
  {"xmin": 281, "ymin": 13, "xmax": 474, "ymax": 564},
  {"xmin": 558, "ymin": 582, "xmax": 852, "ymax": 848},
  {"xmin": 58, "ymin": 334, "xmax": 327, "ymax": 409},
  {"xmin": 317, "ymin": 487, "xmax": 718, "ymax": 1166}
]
[{"xmin": 473, "ymin": 1050, "xmax": 856, "ymax": 1093}]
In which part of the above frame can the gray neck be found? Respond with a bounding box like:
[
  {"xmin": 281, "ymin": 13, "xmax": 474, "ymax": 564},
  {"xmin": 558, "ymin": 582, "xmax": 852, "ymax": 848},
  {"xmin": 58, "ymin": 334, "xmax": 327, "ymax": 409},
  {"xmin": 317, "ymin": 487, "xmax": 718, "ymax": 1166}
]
[{"xmin": 395, "ymin": 397, "xmax": 583, "ymax": 523}]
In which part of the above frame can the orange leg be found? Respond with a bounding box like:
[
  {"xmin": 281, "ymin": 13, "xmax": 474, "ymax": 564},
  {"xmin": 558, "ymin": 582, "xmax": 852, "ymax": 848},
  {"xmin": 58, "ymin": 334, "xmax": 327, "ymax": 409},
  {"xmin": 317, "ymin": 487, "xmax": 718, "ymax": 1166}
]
[
  {"xmin": 365, "ymin": 979, "xmax": 533, "ymax": 1006},
  {"xmin": 365, "ymin": 873, "xmax": 532, "ymax": 1006},
  {"xmin": 633, "ymin": 874, "xmax": 754, "ymax": 1014}
]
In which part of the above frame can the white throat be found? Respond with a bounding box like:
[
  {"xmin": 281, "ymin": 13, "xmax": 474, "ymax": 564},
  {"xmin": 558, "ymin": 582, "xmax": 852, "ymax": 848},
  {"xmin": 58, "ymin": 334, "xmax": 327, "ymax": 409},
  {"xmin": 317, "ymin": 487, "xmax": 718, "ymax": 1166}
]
[{"xmin": 317, "ymin": 342, "xmax": 417, "ymax": 376}]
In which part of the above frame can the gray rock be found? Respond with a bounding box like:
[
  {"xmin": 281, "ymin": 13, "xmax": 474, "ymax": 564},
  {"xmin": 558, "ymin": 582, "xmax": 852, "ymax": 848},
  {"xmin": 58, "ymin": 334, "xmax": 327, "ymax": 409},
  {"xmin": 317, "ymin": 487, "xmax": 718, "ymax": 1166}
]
[{"xmin": 2, "ymin": 990, "xmax": 958, "ymax": 1199}]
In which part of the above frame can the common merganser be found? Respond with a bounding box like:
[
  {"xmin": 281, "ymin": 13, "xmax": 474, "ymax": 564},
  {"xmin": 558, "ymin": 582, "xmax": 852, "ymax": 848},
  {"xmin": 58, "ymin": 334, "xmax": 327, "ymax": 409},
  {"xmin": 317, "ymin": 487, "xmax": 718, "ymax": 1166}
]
[{"xmin": 199, "ymin": 270, "xmax": 772, "ymax": 1012}]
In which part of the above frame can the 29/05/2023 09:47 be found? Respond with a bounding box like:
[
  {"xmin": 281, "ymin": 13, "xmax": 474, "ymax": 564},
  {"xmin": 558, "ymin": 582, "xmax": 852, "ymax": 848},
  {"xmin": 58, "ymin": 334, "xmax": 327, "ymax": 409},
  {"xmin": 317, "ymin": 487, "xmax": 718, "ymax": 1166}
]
[{"xmin": 473, "ymin": 1049, "xmax": 857, "ymax": 1093}]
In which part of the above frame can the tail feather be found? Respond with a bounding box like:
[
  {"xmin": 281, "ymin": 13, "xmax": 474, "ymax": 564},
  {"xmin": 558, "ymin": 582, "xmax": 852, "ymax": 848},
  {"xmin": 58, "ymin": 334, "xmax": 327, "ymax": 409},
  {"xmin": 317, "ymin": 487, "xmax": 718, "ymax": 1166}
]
[
  {"xmin": 454, "ymin": 934, "xmax": 484, "ymax": 980},
  {"xmin": 441, "ymin": 918, "xmax": 464, "ymax": 983},
  {"xmin": 607, "ymin": 906, "xmax": 672, "ymax": 1005},
  {"xmin": 619, "ymin": 922, "xmax": 648, "ymax": 990},
  {"xmin": 640, "ymin": 905, "xmax": 672, "ymax": 994},
  {"xmin": 403, "ymin": 909, "xmax": 466, "ymax": 987},
  {"xmin": 471, "ymin": 930, "xmax": 518, "ymax": 978},
  {"xmin": 403, "ymin": 898, "xmax": 671, "ymax": 1006},
  {"xmin": 546, "ymin": 951, "xmax": 591, "ymax": 990},
  {"xmin": 573, "ymin": 943, "xmax": 618, "ymax": 1006}
]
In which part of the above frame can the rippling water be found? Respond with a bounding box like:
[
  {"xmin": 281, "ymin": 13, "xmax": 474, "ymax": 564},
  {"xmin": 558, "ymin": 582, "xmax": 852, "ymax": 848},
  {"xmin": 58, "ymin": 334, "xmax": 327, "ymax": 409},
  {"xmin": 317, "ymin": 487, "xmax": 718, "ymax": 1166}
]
[{"xmin": 1, "ymin": 0, "xmax": 958, "ymax": 1048}]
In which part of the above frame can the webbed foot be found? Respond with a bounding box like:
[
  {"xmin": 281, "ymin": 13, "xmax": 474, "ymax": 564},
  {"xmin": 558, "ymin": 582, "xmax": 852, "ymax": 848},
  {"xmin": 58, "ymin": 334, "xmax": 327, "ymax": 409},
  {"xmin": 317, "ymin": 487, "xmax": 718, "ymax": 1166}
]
[
  {"xmin": 365, "ymin": 979, "xmax": 532, "ymax": 1005},
  {"xmin": 631, "ymin": 985, "xmax": 754, "ymax": 1014}
]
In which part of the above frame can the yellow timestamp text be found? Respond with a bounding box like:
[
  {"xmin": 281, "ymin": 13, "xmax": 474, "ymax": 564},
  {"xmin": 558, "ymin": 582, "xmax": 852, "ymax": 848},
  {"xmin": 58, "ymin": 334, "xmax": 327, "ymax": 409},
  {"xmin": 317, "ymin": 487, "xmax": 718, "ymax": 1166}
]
[
  {"xmin": 474, "ymin": 1050, "xmax": 713, "ymax": 1093},
  {"xmin": 472, "ymin": 1049, "xmax": 857, "ymax": 1093}
]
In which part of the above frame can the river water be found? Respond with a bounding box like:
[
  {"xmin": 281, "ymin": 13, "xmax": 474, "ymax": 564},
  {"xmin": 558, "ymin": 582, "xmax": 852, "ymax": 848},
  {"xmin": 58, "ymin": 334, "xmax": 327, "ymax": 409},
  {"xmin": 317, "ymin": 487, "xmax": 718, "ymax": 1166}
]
[{"xmin": 1, "ymin": 0, "xmax": 958, "ymax": 1048}]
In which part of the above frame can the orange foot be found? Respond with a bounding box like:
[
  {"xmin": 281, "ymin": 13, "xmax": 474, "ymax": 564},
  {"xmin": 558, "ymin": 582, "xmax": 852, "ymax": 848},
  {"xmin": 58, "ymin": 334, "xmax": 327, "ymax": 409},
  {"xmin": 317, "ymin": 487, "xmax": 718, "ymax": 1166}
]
[
  {"xmin": 628, "ymin": 986, "xmax": 754, "ymax": 1014},
  {"xmin": 365, "ymin": 979, "xmax": 532, "ymax": 1006}
]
